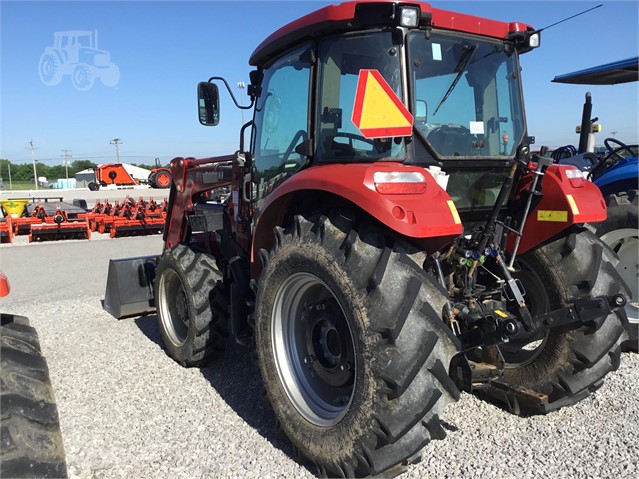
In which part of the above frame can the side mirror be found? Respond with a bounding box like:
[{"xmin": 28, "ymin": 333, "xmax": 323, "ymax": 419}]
[{"xmin": 198, "ymin": 82, "xmax": 220, "ymax": 126}]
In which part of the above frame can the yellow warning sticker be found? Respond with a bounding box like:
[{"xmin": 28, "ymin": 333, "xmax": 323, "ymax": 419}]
[
  {"xmin": 447, "ymin": 200, "xmax": 461, "ymax": 224},
  {"xmin": 494, "ymin": 310, "xmax": 508, "ymax": 318},
  {"xmin": 566, "ymin": 194, "xmax": 580, "ymax": 215},
  {"xmin": 537, "ymin": 210, "xmax": 568, "ymax": 222}
]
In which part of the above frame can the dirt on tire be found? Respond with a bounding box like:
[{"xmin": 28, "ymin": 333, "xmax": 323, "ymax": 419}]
[{"xmin": 255, "ymin": 211, "xmax": 460, "ymax": 477}]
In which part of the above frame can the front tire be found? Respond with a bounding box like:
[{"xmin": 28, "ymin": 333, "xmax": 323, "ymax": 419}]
[
  {"xmin": 255, "ymin": 212, "xmax": 460, "ymax": 477},
  {"xmin": 155, "ymin": 244, "xmax": 228, "ymax": 366},
  {"xmin": 480, "ymin": 228, "xmax": 629, "ymax": 414}
]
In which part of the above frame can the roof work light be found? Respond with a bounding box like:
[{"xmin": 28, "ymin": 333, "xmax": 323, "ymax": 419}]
[{"xmin": 398, "ymin": 6, "xmax": 420, "ymax": 27}]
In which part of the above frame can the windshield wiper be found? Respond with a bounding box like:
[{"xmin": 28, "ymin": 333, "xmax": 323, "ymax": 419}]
[{"xmin": 433, "ymin": 45, "xmax": 476, "ymax": 116}]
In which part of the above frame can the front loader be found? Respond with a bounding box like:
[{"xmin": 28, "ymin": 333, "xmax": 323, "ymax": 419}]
[{"xmin": 106, "ymin": 1, "xmax": 630, "ymax": 476}]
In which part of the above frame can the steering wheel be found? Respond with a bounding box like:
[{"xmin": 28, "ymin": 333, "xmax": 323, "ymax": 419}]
[
  {"xmin": 332, "ymin": 132, "xmax": 376, "ymax": 147},
  {"xmin": 325, "ymin": 132, "xmax": 379, "ymax": 158},
  {"xmin": 588, "ymin": 137, "xmax": 638, "ymax": 180},
  {"xmin": 427, "ymin": 124, "xmax": 474, "ymax": 156}
]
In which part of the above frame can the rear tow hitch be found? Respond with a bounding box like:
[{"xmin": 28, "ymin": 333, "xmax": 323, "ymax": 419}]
[{"xmin": 451, "ymin": 293, "xmax": 627, "ymax": 395}]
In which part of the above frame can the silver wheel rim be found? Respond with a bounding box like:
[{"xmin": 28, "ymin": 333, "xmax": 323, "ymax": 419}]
[
  {"xmin": 271, "ymin": 272, "xmax": 356, "ymax": 426},
  {"xmin": 158, "ymin": 269, "xmax": 189, "ymax": 346},
  {"xmin": 601, "ymin": 228, "xmax": 638, "ymax": 322}
]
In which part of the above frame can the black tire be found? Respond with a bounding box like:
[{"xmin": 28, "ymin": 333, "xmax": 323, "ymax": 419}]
[
  {"xmin": 255, "ymin": 212, "xmax": 460, "ymax": 477},
  {"xmin": 594, "ymin": 191, "xmax": 638, "ymax": 352},
  {"xmin": 1, "ymin": 314, "xmax": 67, "ymax": 478},
  {"xmin": 479, "ymin": 228, "xmax": 629, "ymax": 415},
  {"xmin": 87, "ymin": 182, "xmax": 99, "ymax": 191},
  {"xmin": 153, "ymin": 170, "xmax": 172, "ymax": 189},
  {"xmin": 154, "ymin": 244, "xmax": 228, "ymax": 366},
  {"xmin": 147, "ymin": 172, "xmax": 157, "ymax": 188}
]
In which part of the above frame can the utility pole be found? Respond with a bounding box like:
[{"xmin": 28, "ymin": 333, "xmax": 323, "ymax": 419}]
[
  {"xmin": 611, "ymin": 130, "xmax": 618, "ymax": 138},
  {"xmin": 61, "ymin": 149, "xmax": 72, "ymax": 186},
  {"xmin": 110, "ymin": 138, "xmax": 122, "ymax": 163},
  {"xmin": 27, "ymin": 140, "xmax": 39, "ymax": 190}
]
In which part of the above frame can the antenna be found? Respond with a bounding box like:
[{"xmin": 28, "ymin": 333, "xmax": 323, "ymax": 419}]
[{"xmin": 534, "ymin": 4, "xmax": 603, "ymax": 34}]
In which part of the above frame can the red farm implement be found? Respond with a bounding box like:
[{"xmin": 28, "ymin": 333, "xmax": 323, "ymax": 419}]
[
  {"xmin": 93, "ymin": 197, "xmax": 167, "ymax": 237},
  {"xmin": 0, "ymin": 216, "xmax": 13, "ymax": 244},
  {"xmin": 28, "ymin": 206, "xmax": 91, "ymax": 242}
]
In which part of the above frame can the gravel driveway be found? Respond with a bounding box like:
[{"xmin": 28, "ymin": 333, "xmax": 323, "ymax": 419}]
[{"xmin": 1, "ymin": 236, "xmax": 637, "ymax": 478}]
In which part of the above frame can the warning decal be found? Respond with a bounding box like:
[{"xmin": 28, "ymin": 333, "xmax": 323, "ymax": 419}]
[{"xmin": 352, "ymin": 69, "xmax": 413, "ymax": 139}]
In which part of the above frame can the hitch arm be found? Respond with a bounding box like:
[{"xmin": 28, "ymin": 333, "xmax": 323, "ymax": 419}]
[{"xmin": 456, "ymin": 294, "xmax": 626, "ymax": 352}]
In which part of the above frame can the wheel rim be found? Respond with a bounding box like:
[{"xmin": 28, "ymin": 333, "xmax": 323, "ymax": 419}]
[
  {"xmin": 500, "ymin": 265, "xmax": 551, "ymax": 367},
  {"xmin": 272, "ymin": 272, "xmax": 356, "ymax": 426},
  {"xmin": 600, "ymin": 228, "xmax": 639, "ymax": 321},
  {"xmin": 157, "ymin": 172, "xmax": 171, "ymax": 187},
  {"xmin": 158, "ymin": 269, "xmax": 189, "ymax": 346}
]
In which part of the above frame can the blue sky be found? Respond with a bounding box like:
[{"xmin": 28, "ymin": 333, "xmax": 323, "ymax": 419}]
[{"xmin": 1, "ymin": 0, "xmax": 637, "ymax": 167}]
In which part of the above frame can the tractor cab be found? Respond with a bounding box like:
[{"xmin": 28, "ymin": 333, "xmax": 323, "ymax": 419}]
[{"xmin": 199, "ymin": 1, "xmax": 539, "ymax": 215}]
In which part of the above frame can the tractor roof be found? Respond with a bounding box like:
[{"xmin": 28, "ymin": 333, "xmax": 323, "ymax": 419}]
[
  {"xmin": 552, "ymin": 57, "xmax": 639, "ymax": 85},
  {"xmin": 250, "ymin": 0, "xmax": 533, "ymax": 67}
]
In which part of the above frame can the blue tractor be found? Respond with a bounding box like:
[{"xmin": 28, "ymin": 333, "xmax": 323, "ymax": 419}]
[{"xmin": 552, "ymin": 57, "xmax": 638, "ymax": 351}]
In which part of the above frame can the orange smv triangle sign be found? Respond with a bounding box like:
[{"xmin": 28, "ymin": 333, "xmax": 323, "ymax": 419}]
[{"xmin": 352, "ymin": 69, "xmax": 413, "ymax": 139}]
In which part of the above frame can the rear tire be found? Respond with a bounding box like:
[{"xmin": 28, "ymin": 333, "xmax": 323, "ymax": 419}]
[
  {"xmin": 153, "ymin": 170, "xmax": 172, "ymax": 189},
  {"xmin": 155, "ymin": 244, "xmax": 228, "ymax": 366},
  {"xmin": 595, "ymin": 191, "xmax": 638, "ymax": 352},
  {"xmin": 87, "ymin": 182, "xmax": 99, "ymax": 191},
  {"xmin": 255, "ymin": 212, "xmax": 460, "ymax": 477},
  {"xmin": 1, "ymin": 314, "xmax": 67, "ymax": 478},
  {"xmin": 480, "ymin": 229, "xmax": 629, "ymax": 414}
]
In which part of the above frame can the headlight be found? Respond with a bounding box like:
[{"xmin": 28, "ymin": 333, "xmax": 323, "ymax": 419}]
[
  {"xmin": 528, "ymin": 32, "xmax": 540, "ymax": 48},
  {"xmin": 399, "ymin": 6, "xmax": 420, "ymax": 28}
]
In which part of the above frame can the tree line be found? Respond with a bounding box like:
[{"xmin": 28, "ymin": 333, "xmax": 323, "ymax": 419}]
[{"xmin": 0, "ymin": 159, "xmax": 156, "ymax": 182}]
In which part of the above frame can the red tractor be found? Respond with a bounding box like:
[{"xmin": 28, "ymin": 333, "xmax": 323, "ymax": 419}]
[
  {"xmin": 107, "ymin": 1, "xmax": 631, "ymax": 476},
  {"xmin": 148, "ymin": 158, "xmax": 173, "ymax": 189}
]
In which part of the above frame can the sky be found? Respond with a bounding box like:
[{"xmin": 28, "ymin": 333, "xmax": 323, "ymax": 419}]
[{"xmin": 1, "ymin": 0, "xmax": 637, "ymax": 168}]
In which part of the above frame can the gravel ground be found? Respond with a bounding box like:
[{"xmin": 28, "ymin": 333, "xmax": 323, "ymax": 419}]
[{"xmin": 1, "ymin": 236, "xmax": 637, "ymax": 479}]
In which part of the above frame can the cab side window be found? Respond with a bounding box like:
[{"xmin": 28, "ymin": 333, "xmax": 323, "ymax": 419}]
[{"xmin": 253, "ymin": 45, "xmax": 311, "ymax": 201}]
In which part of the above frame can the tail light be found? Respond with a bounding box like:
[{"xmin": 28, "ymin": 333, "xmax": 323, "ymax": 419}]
[
  {"xmin": 373, "ymin": 171, "xmax": 427, "ymax": 195},
  {"xmin": 564, "ymin": 166, "xmax": 586, "ymax": 188}
]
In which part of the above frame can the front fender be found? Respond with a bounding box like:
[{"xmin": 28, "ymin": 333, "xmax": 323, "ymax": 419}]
[
  {"xmin": 252, "ymin": 163, "xmax": 462, "ymax": 267},
  {"xmin": 508, "ymin": 164, "xmax": 607, "ymax": 254}
]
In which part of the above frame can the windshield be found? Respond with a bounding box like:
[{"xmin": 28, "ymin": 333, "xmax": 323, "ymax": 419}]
[{"xmin": 408, "ymin": 32, "xmax": 525, "ymax": 159}]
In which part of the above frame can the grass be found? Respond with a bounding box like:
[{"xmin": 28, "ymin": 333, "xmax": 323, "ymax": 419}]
[{"xmin": 1, "ymin": 181, "xmax": 43, "ymax": 191}]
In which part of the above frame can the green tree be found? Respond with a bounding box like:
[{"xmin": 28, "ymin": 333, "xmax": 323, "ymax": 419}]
[{"xmin": 70, "ymin": 160, "xmax": 97, "ymax": 173}]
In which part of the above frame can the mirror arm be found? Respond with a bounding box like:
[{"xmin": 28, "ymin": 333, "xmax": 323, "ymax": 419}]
[{"xmin": 208, "ymin": 76, "xmax": 255, "ymax": 110}]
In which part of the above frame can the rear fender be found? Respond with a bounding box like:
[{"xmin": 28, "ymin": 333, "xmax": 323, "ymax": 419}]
[
  {"xmin": 507, "ymin": 164, "xmax": 607, "ymax": 254},
  {"xmin": 251, "ymin": 163, "xmax": 462, "ymax": 274}
]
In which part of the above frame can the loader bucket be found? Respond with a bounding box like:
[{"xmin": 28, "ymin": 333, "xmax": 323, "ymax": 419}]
[{"xmin": 103, "ymin": 255, "xmax": 158, "ymax": 319}]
